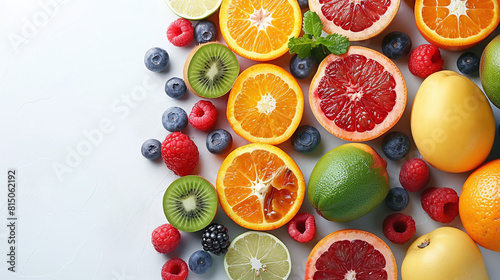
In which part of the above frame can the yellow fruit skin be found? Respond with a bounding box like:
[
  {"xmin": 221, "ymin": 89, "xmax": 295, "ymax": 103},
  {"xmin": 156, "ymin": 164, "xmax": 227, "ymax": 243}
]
[
  {"xmin": 402, "ymin": 227, "xmax": 490, "ymax": 280},
  {"xmin": 411, "ymin": 71, "xmax": 495, "ymax": 173}
]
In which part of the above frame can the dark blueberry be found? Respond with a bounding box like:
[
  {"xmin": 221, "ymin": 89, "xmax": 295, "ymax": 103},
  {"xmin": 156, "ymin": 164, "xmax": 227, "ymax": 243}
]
[
  {"xmin": 194, "ymin": 20, "xmax": 218, "ymax": 44},
  {"xmin": 188, "ymin": 250, "xmax": 213, "ymax": 274},
  {"xmin": 457, "ymin": 52, "xmax": 480, "ymax": 75},
  {"xmin": 385, "ymin": 187, "xmax": 410, "ymax": 211},
  {"xmin": 162, "ymin": 106, "xmax": 188, "ymax": 132},
  {"xmin": 144, "ymin": 47, "xmax": 169, "ymax": 72},
  {"xmin": 289, "ymin": 54, "xmax": 315, "ymax": 79},
  {"xmin": 382, "ymin": 31, "xmax": 412, "ymax": 60},
  {"xmin": 206, "ymin": 129, "xmax": 232, "ymax": 155},
  {"xmin": 165, "ymin": 77, "xmax": 187, "ymax": 99},
  {"xmin": 291, "ymin": 125, "xmax": 321, "ymax": 153},
  {"xmin": 141, "ymin": 139, "xmax": 161, "ymax": 160},
  {"xmin": 297, "ymin": 0, "xmax": 309, "ymax": 9},
  {"xmin": 201, "ymin": 223, "xmax": 230, "ymax": 255},
  {"xmin": 382, "ymin": 131, "xmax": 411, "ymax": 160}
]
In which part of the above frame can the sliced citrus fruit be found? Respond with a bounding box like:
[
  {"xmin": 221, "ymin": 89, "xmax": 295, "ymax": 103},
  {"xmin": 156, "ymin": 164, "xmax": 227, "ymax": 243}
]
[
  {"xmin": 415, "ymin": 0, "xmax": 500, "ymax": 50},
  {"xmin": 165, "ymin": 0, "xmax": 223, "ymax": 20},
  {"xmin": 227, "ymin": 64, "xmax": 304, "ymax": 145},
  {"xmin": 309, "ymin": 46, "xmax": 407, "ymax": 141},
  {"xmin": 219, "ymin": 0, "xmax": 302, "ymax": 61},
  {"xmin": 309, "ymin": 0, "xmax": 400, "ymax": 41},
  {"xmin": 216, "ymin": 143, "xmax": 305, "ymax": 231},
  {"xmin": 305, "ymin": 229, "xmax": 398, "ymax": 280},
  {"xmin": 224, "ymin": 231, "xmax": 291, "ymax": 280}
]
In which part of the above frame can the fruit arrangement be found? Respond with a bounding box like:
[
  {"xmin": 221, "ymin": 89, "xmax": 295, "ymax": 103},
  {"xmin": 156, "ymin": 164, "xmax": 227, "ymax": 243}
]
[{"xmin": 140, "ymin": 0, "xmax": 500, "ymax": 279}]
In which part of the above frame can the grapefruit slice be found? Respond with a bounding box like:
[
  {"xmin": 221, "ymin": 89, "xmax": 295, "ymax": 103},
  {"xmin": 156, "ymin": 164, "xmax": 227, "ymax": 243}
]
[
  {"xmin": 305, "ymin": 229, "xmax": 397, "ymax": 280},
  {"xmin": 309, "ymin": 0, "xmax": 400, "ymax": 41},
  {"xmin": 309, "ymin": 46, "xmax": 407, "ymax": 141}
]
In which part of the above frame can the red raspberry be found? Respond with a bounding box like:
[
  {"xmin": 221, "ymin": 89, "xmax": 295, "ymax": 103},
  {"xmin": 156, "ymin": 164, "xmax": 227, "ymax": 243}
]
[
  {"xmin": 382, "ymin": 213, "xmax": 416, "ymax": 244},
  {"xmin": 161, "ymin": 132, "xmax": 199, "ymax": 176},
  {"xmin": 399, "ymin": 158, "xmax": 430, "ymax": 192},
  {"xmin": 287, "ymin": 213, "xmax": 316, "ymax": 243},
  {"xmin": 167, "ymin": 18, "xmax": 194, "ymax": 47},
  {"xmin": 161, "ymin": 258, "xmax": 188, "ymax": 280},
  {"xmin": 408, "ymin": 44, "xmax": 444, "ymax": 78},
  {"xmin": 421, "ymin": 187, "xmax": 459, "ymax": 223},
  {"xmin": 151, "ymin": 224, "xmax": 181, "ymax": 254},
  {"xmin": 188, "ymin": 100, "xmax": 218, "ymax": 131}
]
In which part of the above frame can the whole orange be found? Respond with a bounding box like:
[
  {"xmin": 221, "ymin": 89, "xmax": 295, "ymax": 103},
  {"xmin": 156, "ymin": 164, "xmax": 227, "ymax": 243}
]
[{"xmin": 459, "ymin": 159, "xmax": 500, "ymax": 252}]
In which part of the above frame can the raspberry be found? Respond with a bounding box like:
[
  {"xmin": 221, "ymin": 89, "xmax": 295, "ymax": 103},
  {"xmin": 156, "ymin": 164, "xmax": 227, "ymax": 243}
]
[
  {"xmin": 399, "ymin": 158, "xmax": 430, "ymax": 192},
  {"xmin": 189, "ymin": 100, "xmax": 218, "ymax": 131},
  {"xmin": 161, "ymin": 132, "xmax": 199, "ymax": 176},
  {"xmin": 167, "ymin": 18, "xmax": 194, "ymax": 47},
  {"xmin": 161, "ymin": 258, "xmax": 188, "ymax": 280},
  {"xmin": 421, "ymin": 187, "xmax": 459, "ymax": 223},
  {"xmin": 408, "ymin": 44, "xmax": 444, "ymax": 78},
  {"xmin": 151, "ymin": 224, "xmax": 181, "ymax": 254},
  {"xmin": 287, "ymin": 213, "xmax": 316, "ymax": 243},
  {"xmin": 382, "ymin": 213, "xmax": 416, "ymax": 244}
]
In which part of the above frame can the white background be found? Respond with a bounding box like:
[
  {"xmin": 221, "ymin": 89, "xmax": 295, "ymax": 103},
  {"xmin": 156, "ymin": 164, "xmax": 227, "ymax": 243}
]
[{"xmin": 1, "ymin": 0, "xmax": 500, "ymax": 279}]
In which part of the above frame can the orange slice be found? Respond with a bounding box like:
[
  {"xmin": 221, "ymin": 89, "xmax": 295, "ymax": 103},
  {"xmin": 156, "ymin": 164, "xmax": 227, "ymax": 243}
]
[
  {"xmin": 415, "ymin": 0, "xmax": 500, "ymax": 50},
  {"xmin": 227, "ymin": 64, "xmax": 304, "ymax": 145},
  {"xmin": 216, "ymin": 143, "xmax": 305, "ymax": 231},
  {"xmin": 219, "ymin": 0, "xmax": 302, "ymax": 61}
]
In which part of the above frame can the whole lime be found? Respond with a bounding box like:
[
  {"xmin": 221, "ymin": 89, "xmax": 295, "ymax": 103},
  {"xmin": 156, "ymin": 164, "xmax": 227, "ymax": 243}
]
[
  {"xmin": 308, "ymin": 143, "xmax": 390, "ymax": 222},
  {"xmin": 480, "ymin": 34, "xmax": 500, "ymax": 109}
]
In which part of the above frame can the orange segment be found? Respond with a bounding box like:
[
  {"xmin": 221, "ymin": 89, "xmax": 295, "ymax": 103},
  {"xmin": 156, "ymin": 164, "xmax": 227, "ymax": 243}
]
[
  {"xmin": 217, "ymin": 143, "xmax": 305, "ymax": 230},
  {"xmin": 227, "ymin": 64, "xmax": 304, "ymax": 145},
  {"xmin": 415, "ymin": 0, "xmax": 500, "ymax": 50},
  {"xmin": 219, "ymin": 0, "xmax": 302, "ymax": 61}
]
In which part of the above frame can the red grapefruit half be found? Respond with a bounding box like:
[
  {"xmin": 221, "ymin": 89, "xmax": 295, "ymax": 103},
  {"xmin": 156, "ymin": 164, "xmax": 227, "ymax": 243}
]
[
  {"xmin": 309, "ymin": 46, "xmax": 406, "ymax": 142},
  {"xmin": 309, "ymin": 0, "xmax": 400, "ymax": 41},
  {"xmin": 305, "ymin": 229, "xmax": 397, "ymax": 280}
]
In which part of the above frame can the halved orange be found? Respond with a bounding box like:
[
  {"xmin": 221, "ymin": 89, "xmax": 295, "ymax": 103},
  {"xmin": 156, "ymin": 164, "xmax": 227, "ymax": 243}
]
[
  {"xmin": 216, "ymin": 143, "xmax": 305, "ymax": 231},
  {"xmin": 219, "ymin": 0, "xmax": 302, "ymax": 61},
  {"xmin": 415, "ymin": 0, "xmax": 500, "ymax": 50},
  {"xmin": 227, "ymin": 63, "xmax": 304, "ymax": 145}
]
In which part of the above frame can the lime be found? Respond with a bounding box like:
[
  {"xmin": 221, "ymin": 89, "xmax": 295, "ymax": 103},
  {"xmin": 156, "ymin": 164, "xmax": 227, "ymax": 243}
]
[
  {"xmin": 308, "ymin": 143, "xmax": 390, "ymax": 222},
  {"xmin": 224, "ymin": 231, "xmax": 291, "ymax": 280},
  {"xmin": 164, "ymin": 0, "xmax": 223, "ymax": 20},
  {"xmin": 480, "ymin": 33, "xmax": 500, "ymax": 109}
]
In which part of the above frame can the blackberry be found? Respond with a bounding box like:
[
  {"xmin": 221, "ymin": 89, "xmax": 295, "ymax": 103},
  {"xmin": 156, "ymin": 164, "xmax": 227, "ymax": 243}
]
[{"xmin": 201, "ymin": 224, "xmax": 230, "ymax": 256}]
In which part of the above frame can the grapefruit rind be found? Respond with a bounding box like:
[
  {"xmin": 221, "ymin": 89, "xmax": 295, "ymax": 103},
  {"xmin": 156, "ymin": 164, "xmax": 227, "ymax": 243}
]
[
  {"xmin": 309, "ymin": 46, "xmax": 407, "ymax": 142},
  {"xmin": 305, "ymin": 229, "xmax": 397, "ymax": 280}
]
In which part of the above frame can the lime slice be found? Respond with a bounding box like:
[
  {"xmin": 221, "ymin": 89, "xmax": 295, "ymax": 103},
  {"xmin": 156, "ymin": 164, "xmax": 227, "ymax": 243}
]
[
  {"xmin": 164, "ymin": 0, "xmax": 223, "ymax": 20},
  {"xmin": 224, "ymin": 231, "xmax": 291, "ymax": 280}
]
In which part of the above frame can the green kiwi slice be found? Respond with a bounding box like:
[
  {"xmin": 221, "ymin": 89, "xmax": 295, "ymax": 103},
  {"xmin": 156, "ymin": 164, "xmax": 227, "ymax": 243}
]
[
  {"xmin": 163, "ymin": 175, "xmax": 218, "ymax": 232},
  {"xmin": 183, "ymin": 42, "xmax": 239, "ymax": 98}
]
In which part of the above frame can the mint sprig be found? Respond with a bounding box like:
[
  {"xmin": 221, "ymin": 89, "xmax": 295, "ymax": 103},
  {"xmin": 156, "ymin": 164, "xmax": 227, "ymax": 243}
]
[{"xmin": 288, "ymin": 11, "xmax": 350, "ymax": 62}]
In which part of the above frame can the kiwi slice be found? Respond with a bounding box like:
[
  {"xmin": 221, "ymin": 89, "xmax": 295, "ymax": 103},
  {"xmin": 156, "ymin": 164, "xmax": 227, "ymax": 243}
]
[
  {"xmin": 163, "ymin": 175, "xmax": 218, "ymax": 232},
  {"xmin": 183, "ymin": 42, "xmax": 239, "ymax": 98}
]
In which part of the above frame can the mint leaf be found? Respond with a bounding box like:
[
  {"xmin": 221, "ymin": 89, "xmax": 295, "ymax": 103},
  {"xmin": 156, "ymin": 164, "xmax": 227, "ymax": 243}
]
[
  {"xmin": 319, "ymin": 34, "xmax": 350, "ymax": 55},
  {"xmin": 311, "ymin": 45, "xmax": 330, "ymax": 62},
  {"xmin": 288, "ymin": 36, "xmax": 315, "ymax": 58},
  {"xmin": 302, "ymin": 11, "xmax": 322, "ymax": 37}
]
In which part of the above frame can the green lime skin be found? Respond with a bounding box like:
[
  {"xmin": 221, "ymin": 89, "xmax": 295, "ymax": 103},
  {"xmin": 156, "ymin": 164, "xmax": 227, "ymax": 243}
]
[
  {"xmin": 480, "ymin": 34, "xmax": 500, "ymax": 109},
  {"xmin": 308, "ymin": 144, "xmax": 390, "ymax": 223}
]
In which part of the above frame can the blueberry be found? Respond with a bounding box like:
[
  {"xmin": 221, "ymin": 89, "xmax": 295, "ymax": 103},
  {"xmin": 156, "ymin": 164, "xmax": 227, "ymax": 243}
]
[
  {"xmin": 188, "ymin": 250, "xmax": 213, "ymax": 274},
  {"xmin": 385, "ymin": 187, "xmax": 410, "ymax": 211},
  {"xmin": 291, "ymin": 125, "xmax": 321, "ymax": 153},
  {"xmin": 194, "ymin": 20, "xmax": 218, "ymax": 44},
  {"xmin": 144, "ymin": 47, "xmax": 169, "ymax": 72},
  {"xmin": 162, "ymin": 107, "xmax": 188, "ymax": 132},
  {"xmin": 382, "ymin": 31, "xmax": 412, "ymax": 60},
  {"xmin": 297, "ymin": 0, "xmax": 309, "ymax": 9},
  {"xmin": 290, "ymin": 54, "xmax": 315, "ymax": 79},
  {"xmin": 165, "ymin": 77, "xmax": 187, "ymax": 99},
  {"xmin": 382, "ymin": 131, "xmax": 411, "ymax": 160},
  {"xmin": 141, "ymin": 139, "xmax": 162, "ymax": 160},
  {"xmin": 206, "ymin": 129, "xmax": 232, "ymax": 155},
  {"xmin": 457, "ymin": 52, "xmax": 480, "ymax": 75}
]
